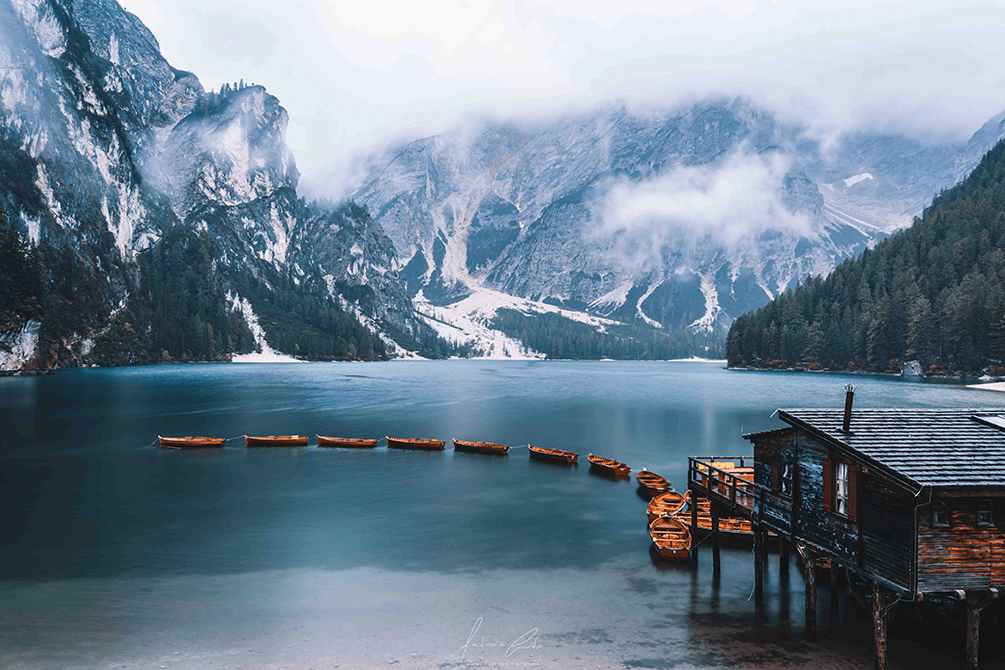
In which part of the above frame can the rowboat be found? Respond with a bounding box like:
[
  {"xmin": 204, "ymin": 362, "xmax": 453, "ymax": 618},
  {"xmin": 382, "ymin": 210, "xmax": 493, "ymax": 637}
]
[
  {"xmin": 386, "ymin": 436, "xmax": 446, "ymax": 450},
  {"xmin": 649, "ymin": 515, "xmax": 691, "ymax": 560},
  {"xmin": 316, "ymin": 436, "xmax": 378, "ymax": 448},
  {"xmin": 528, "ymin": 445, "xmax": 579, "ymax": 464},
  {"xmin": 636, "ymin": 469, "xmax": 671, "ymax": 494},
  {"xmin": 647, "ymin": 490, "xmax": 686, "ymax": 521},
  {"xmin": 244, "ymin": 435, "xmax": 309, "ymax": 446},
  {"xmin": 679, "ymin": 492, "xmax": 761, "ymax": 542},
  {"xmin": 587, "ymin": 453, "xmax": 631, "ymax": 477},
  {"xmin": 158, "ymin": 436, "xmax": 225, "ymax": 449},
  {"xmin": 453, "ymin": 439, "xmax": 509, "ymax": 455}
]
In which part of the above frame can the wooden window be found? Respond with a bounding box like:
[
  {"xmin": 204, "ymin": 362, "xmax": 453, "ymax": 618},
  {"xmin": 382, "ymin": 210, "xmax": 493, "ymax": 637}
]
[
  {"xmin": 933, "ymin": 502, "xmax": 949, "ymax": 527},
  {"xmin": 781, "ymin": 463, "xmax": 792, "ymax": 496},
  {"xmin": 772, "ymin": 462, "xmax": 793, "ymax": 497},
  {"xmin": 835, "ymin": 462, "xmax": 850, "ymax": 515},
  {"xmin": 978, "ymin": 500, "xmax": 993, "ymax": 527}
]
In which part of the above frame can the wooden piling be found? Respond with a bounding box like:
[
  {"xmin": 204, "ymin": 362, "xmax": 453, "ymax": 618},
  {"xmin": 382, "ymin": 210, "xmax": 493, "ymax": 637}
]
[
  {"xmin": 779, "ymin": 539, "xmax": 790, "ymax": 581},
  {"xmin": 691, "ymin": 493, "xmax": 699, "ymax": 566},
  {"xmin": 967, "ymin": 591, "xmax": 980, "ymax": 670},
  {"xmin": 804, "ymin": 552, "xmax": 817, "ymax": 642},
  {"xmin": 830, "ymin": 563, "xmax": 841, "ymax": 616},
  {"xmin": 753, "ymin": 522, "xmax": 764, "ymax": 605},
  {"xmin": 711, "ymin": 503, "xmax": 721, "ymax": 574},
  {"xmin": 872, "ymin": 586, "xmax": 888, "ymax": 670}
]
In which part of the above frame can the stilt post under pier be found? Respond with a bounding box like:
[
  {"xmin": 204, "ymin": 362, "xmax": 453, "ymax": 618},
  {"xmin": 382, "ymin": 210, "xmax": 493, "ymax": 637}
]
[
  {"xmin": 711, "ymin": 504, "xmax": 721, "ymax": 575},
  {"xmin": 753, "ymin": 522, "xmax": 764, "ymax": 605},
  {"xmin": 779, "ymin": 539, "xmax": 790, "ymax": 581},
  {"xmin": 830, "ymin": 564, "xmax": 841, "ymax": 616},
  {"xmin": 804, "ymin": 552, "xmax": 817, "ymax": 642},
  {"xmin": 873, "ymin": 585, "xmax": 889, "ymax": 670},
  {"xmin": 967, "ymin": 591, "xmax": 979, "ymax": 670},
  {"xmin": 691, "ymin": 493, "xmax": 699, "ymax": 566},
  {"xmin": 963, "ymin": 588, "xmax": 1000, "ymax": 670}
]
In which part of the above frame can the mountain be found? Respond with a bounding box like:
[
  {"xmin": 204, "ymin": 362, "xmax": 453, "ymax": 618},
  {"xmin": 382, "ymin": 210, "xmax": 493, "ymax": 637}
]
[
  {"xmin": 726, "ymin": 137, "xmax": 1005, "ymax": 375},
  {"xmin": 303, "ymin": 99, "xmax": 1005, "ymax": 358},
  {"xmin": 0, "ymin": 0, "xmax": 432, "ymax": 370}
]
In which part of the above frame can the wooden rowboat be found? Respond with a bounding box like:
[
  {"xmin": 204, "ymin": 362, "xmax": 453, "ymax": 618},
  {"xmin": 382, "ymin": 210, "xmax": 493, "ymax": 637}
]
[
  {"xmin": 386, "ymin": 436, "xmax": 446, "ymax": 450},
  {"xmin": 649, "ymin": 515, "xmax": 691, "ymax": 560},
  {"xmin": 636, "ymin": 469, "xmax": 671, "ymax": 494},
  {"xmin": 528, "ymin": 445, "xmax": 578, "ymax": 464},
  {"xmin": 587, "ymin": 453, "xmax": 630, "ymax": 477},
  {"xmin": 158, "ymin": 436, "xmax": 225, "ymax": 449},
  {"xmin": 316, "ymin": 436, "xmax": 378, "ymax": 448},
  {"xmin": 453, "ymin": 439, "xmax": 509, "ymax": 455},
  {"xmin": 647, "ymin": 490, "xmax": 686, "ymax": 521},
  {"xmin": 678, "ymin": 492, "xmax": 762, "ymax": 541},
  {"xmin": 245, "ymin": 435, "xmax": 309, "ymax": 446}
]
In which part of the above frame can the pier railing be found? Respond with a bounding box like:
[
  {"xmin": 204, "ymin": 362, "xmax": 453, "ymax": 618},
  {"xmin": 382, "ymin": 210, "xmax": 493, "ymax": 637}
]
[{"xmin": 687, "ymin": 456, "xmax": 757, "ymax": 516}]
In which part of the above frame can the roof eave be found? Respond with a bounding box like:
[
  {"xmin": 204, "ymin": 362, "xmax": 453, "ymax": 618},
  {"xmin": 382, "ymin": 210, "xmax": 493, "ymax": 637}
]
[{"xmin": 775, "ymin": 409, "xmax": 924, "ymax": 494}]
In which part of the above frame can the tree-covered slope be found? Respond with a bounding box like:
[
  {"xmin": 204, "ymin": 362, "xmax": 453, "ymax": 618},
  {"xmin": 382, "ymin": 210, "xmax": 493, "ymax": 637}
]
[
  {"xmin": 727, "ymin": 140, "xmax": 1005, "ymax": 374},
  {"xmin": 0, "ymin": 0, "xmax": 448, "ymax": 369}
]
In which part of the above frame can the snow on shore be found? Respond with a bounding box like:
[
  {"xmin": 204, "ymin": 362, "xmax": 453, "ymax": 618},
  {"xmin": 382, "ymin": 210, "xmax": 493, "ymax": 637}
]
[{"xmin": 967, "ymin": 381, "xmax": 1005, "ymax": 393}]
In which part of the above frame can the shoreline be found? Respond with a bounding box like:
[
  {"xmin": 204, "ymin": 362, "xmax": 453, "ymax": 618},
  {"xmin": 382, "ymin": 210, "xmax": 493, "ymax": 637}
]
[
  {"xmin": 727, "ymin": 365, "xmax": 1002, "ymax": 384},
  {"xmin": 1, "ymin": 357, "xmax": 729, "ymax": 375}
]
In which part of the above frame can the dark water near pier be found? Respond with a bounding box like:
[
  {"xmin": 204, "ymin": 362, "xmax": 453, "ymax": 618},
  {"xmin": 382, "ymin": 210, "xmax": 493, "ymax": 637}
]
[{"xmin": 1, "ymin": 361, "xmax": 1003, "ymax": 669}]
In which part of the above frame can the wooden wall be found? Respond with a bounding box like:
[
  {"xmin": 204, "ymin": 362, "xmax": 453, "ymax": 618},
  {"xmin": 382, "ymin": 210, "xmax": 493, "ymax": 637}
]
[
  {"xmin": 753, "ymin": 430, "xmax": 795, "ymax": 537},
  {"xmin": 753, "ymin": 429, "xmax": 915, "ymax": 592},
  {"xmin": 859, "ymin": 471, "xmax": 914, "ymax": 589},
  {"xmin": 917, "ymin": 498, "xmax": 1005, "ymax": 591}
]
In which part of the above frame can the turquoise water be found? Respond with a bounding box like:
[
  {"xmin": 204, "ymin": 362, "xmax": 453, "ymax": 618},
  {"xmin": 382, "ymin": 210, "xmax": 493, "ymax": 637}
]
[{"xmin": 1, "ymin": 361, "xmax": 1001, "ymax": 669}]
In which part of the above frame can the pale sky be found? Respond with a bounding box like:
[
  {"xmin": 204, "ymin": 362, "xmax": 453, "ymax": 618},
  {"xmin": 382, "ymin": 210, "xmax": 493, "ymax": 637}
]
[{"xmin": 118, "ymin": 0, "xmax": 1005, "ymax": 175}]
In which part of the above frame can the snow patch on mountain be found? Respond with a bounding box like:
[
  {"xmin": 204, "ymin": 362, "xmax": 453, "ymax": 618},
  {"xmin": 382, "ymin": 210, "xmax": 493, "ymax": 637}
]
[
  {"xmin": 635, "ymin": 282, "xmax": 661, "ymax": 328},
  {"xmin": 227, "ymin": 293, "xmax": 301, "ymax": 363},
  {"xmin": 843, "ymin": 173, "xmax": 873, "ymax": 187},
  {"xmin": 691, "ymin": 275, "xmax": 724, "ymax": 332},
  {"xmin": 0, "ymin": 320, "xmax": 40, "ymax": 369},
  {"xmin": 414, "ymin": 289, "xmax": 544, "ymax": 359},
  {"xmin": 590, "ymin": 281, "xmax": 633, "ymax": 314},
  {"xmin": 414, "ymin": 286, "xmax": 627, "ymax": 358}
]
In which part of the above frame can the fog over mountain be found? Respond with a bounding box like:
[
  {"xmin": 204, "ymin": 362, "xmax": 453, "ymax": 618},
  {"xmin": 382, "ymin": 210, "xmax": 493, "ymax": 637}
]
[
  {"xmin": 300, "ymin": 97, "xmax": 1005, "ymax": 354},
  {"xmin": 3, "ymin": 0, "xmax": 1005, "ymax": 365}
]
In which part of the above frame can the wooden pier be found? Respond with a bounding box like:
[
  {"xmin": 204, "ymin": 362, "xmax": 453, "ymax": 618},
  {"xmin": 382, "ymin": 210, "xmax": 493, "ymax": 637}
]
[{"xmin": 690, "ymin": 389, "xmax": 1005, "ymax": 669}]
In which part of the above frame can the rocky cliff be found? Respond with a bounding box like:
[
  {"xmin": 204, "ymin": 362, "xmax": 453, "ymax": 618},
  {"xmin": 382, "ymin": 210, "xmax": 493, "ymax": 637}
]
[
  {"xmin": 305, "ymin": 98, "xmax": 1005, "ymax": 357},
  {"xmin": 0, "ymin": 0, "xmax": 424, "ymax": 369}
]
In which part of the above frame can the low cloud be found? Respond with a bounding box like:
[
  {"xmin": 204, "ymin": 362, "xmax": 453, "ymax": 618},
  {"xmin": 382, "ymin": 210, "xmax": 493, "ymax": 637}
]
[{"xmin": 589, "ymin": 150, "xmax": 813, "ymax": 271}]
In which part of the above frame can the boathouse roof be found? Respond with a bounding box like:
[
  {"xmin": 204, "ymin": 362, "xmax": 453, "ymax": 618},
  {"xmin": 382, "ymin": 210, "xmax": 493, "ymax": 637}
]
[{"xmin": 759, "ymin": 408, "xmax": 1005, "ymax": 489}]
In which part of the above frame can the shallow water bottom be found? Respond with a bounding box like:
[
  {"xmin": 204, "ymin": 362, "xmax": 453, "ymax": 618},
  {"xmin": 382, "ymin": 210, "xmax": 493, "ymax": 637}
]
[{"xmin": 6, "ymin": 546, "xmax": 982, "ymax": 670}]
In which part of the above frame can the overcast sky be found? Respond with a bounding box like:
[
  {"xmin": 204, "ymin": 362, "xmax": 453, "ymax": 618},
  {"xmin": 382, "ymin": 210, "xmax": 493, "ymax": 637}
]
[{"xmin": 118, "ymin": 0, "xmax": 1005, "ymax": 175}]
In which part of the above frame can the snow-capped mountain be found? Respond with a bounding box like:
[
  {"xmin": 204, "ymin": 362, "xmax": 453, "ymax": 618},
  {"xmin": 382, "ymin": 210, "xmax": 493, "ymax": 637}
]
[
  {"xmin": 0, "ymin": 0, "xmax": 422, "ymax": 369},
  {"xmin": 304, "ymin": 98, "xmax": 1005, "ymax": 355}
]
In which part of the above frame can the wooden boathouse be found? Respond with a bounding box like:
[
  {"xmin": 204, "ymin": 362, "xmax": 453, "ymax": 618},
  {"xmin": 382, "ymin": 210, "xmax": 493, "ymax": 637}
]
[{"xmin": 688, "ymin": 386, "xmax": 1005, "ymax": 669}]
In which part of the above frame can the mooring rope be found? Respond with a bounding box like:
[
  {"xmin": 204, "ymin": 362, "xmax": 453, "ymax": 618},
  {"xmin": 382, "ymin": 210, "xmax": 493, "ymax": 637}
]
[{"xmin": 224, "ymin": 435, "xmax": 245, "ymax": 442}]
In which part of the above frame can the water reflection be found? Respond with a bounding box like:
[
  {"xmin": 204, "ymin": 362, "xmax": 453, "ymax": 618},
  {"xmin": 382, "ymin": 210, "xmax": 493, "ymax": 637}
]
[{"xmin": 1, "ymin": 362, "xmax": 1003, "ymax": 668}]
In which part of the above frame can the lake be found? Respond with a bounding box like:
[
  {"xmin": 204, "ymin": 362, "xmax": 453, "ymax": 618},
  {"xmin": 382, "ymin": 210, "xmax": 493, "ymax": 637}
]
[{"xmin": 2, "ymin": 361, "xmax": 1003, "ymax": 669}]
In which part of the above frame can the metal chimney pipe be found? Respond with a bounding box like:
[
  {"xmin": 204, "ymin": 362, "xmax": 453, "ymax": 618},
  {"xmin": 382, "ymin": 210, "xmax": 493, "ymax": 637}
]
[{"xmin": 842, "ymin": 383, "xmax": 856, "ymax": 433}]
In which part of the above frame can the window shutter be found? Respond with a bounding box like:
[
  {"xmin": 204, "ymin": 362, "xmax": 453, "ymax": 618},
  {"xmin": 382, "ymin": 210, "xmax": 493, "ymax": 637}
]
[
  {"xmin": 822, "ymin": 458, "xmax": 833, "ymax": 512},
  {"xmin": 772, "ymin": 463, "xmax": 781, "ymax": 493},
  {"xmin": 848, "ymin": 466, "xmax": 858, "ymax": 521}
]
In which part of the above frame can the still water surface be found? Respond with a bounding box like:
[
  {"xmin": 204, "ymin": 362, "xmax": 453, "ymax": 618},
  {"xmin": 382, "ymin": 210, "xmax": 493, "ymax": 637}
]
[{"xmin": 1, "ymin": 361, "xmax": 1002, "ymax": 669}]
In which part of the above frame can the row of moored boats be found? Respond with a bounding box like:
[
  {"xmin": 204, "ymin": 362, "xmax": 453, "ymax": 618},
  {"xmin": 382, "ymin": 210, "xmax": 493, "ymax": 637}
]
[
  {"xmin": 639, "ymin": 462, "xmax": 756, "ymax": 561},
  {"xmin": 156, "ymin": 434, "xmax": 626, "ymax": 466},
  {"xmin": 157, "ymin": 434, "xmax": 754, "ymax": 561}
]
